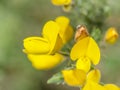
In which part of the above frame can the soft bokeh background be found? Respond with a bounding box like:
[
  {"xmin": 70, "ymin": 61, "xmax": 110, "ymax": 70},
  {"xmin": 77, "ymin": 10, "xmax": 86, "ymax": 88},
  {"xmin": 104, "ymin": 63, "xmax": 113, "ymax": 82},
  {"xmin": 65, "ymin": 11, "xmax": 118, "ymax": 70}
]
[{"xmin": 0, "ymin": 0, "xmax": 120, "ymax": 90}]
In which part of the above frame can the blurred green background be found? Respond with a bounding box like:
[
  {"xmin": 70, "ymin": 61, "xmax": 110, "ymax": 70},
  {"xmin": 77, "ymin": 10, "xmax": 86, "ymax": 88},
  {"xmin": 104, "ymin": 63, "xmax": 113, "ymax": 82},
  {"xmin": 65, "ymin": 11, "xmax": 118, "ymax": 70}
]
[{"xmin": 0, "ymin": 0, "xmax": 120, "ymax": 90}]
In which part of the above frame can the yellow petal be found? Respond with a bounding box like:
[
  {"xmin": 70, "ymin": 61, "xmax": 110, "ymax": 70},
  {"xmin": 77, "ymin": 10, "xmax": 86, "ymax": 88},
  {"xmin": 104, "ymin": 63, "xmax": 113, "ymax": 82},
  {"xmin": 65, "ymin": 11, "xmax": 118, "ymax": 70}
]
[
  {"xmin": 23, "ymin": 37, "xmax": 50, "ymax": 54},
  {"xmin": 55, "ymin": 16, "xmax": 73, "ymax": 44},
  {"xmin": 87, "ymin": 69, "xmax": 101, "ymax": 83},
  {"xmin": 104, "ymin": 84, "xmax": 119, "ymax": 90},
  {"xmin": 70, "ymin": 36, "xmax": 100, "ymax": 65},
  {"xmin": 76, "ymin": 57, "xmax": 91, "ymax": 73},
  {"xmin": 55, "ymin": 16, "xmax": 70, "ymax": 30},
  {"xmin": 86, "ymin": 37, "xmax": 100, "ymax": 65},
  {"xmin": 42, "ymin": 21, "xmax": 63, "ymax": 54},
  {"xmin": 83, "ymin": 81, "xmax": 106, "ymax": 90},
  {"xmin": 27, "ymin": 53, "xmax": 64, "ymax": 70},
  {"xmin": 70, "ymin": 37, "xmax": 89, "ymax": 61},
  {"xmin": 105, "ymin": 27, "xmax": 119, "ymax": 44},
  {"xmin": 62, "ymin": 69, "xmax": 86, "ymax": 86},
  {"xmin": 59, "ymin": 25, "xmax": 73, "ymax": 44},
  {"xmin": 51, "ymin": 0, "xmax": 71, "ymax": 6},
  {"xmin": 51, "ymin": 35, "xmax": 63, "ymax": 54},
  {"xmin": 64, "ymin": 25, "xmax": 73, "ymax": 43}
]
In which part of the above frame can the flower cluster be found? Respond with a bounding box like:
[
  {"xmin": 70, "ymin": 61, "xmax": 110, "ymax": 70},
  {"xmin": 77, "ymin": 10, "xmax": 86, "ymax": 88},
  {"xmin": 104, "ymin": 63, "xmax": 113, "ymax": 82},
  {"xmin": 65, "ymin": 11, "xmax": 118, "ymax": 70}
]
[
  {"xmin": 23, "ymin": 18, "xmax": 119, "ymax": 89},
  {"xmin": 23, "ymin": 0, "xmax": 120, "ymax": 90},
  {"xmin": 61, "ymin": 25, "xmax": 119, "ymax": 90}
]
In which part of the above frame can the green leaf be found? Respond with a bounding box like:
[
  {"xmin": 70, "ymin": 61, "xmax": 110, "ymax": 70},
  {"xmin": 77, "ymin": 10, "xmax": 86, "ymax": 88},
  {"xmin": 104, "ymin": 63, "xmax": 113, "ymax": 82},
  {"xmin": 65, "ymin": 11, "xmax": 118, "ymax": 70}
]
[{"xmin": 47, "ymin": 72, "xmax": 64, "ymax": 85}]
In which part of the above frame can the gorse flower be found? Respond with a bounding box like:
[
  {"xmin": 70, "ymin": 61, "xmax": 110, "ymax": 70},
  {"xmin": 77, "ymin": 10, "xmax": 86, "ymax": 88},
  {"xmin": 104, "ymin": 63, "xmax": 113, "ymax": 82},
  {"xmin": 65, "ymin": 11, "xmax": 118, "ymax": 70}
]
[
  {"xmin": 51, "ymin": 0, "xmax": 72, "ymax": 12},
  {"xmin": 23, "ymin": 16, "xmax": 73, "ymax": 70},
  {"xmin": 51, "ymin": 0, "xmax": 72, "ymax": 6},
  {"xmin": 105, "ymin": 27, "xmax": 119, "ymax": 44},
  {"xmin": 70, "ymin": 26, "xmax": 100, "ymax": 72}
]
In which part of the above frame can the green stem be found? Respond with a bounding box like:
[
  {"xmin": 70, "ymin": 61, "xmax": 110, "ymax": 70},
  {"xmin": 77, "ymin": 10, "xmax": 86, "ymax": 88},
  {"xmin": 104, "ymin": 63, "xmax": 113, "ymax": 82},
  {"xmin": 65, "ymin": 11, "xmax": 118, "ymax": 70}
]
[{"xmin": 59, "ymin": 51, "xmax": 70, "ymax": 56}]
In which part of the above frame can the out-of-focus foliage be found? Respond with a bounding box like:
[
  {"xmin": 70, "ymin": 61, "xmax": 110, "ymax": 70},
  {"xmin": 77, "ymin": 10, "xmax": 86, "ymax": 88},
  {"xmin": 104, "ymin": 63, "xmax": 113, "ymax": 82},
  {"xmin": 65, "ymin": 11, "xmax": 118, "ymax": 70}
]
[
  {"xmin": 0, "ymin": 0, "xmax": 120, "ymax": 90},
  {"xmin": 74, "ymin": 0, "xmax": 110, "ymax": 29}
]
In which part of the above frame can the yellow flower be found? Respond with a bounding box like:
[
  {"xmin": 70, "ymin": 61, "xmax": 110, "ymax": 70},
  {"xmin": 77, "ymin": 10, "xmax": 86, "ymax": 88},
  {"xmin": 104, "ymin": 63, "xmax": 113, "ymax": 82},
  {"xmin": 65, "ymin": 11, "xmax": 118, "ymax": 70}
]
[
  {"xmin": 105, "ymin": 27, "xmax": 119, "ymax": 44},
  {"xmin": 104, "ymin": 84, "xmax": 120, "ymax": 90},
  {"xmin": 51, "ymin": 0, "xmax": 72, "ymax": 6},
  {"xmin": 23, "ymin": 16, "xmax": 73, "ymax": 70},
  {"xmin": 70, "ymin": 36, "xmax": 100, "ymax": 72},
  {"xmin": 55, "ymin": 16, "xmax": 73, "ymax": 44},
  {"xmin": 23, "ymin": 21, "xmax": 64, "ymax": 70},
  {"xmin": 62, "ymin": 69, "xmax": 86, "ymax": 86}
]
